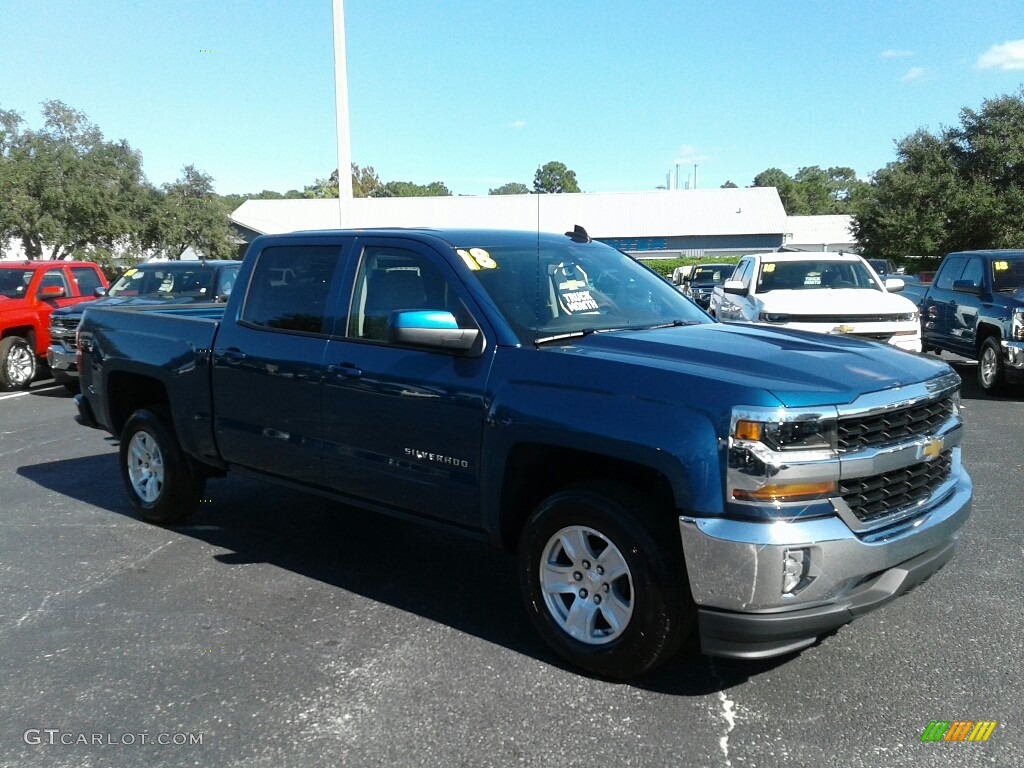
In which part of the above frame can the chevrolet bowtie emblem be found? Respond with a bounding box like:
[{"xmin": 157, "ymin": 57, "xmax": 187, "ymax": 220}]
[
  {"xmin": 833, "ymin": 324, "xmax": 855, "ymax": 334},
  {"xmin": 919, "ymin": 437, "xmax": 943, "ymax": 461}
]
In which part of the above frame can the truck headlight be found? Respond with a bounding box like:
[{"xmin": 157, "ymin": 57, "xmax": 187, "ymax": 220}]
[
  {"xmin": 1013, "ymin": 309, "xmax": 1024, "ymax": 341},
  {"xmin": 728, "ymin": 407, "xmax": 839, "ymax": 508},
  {"xmin": 757, "ymin": 312, "xmax": 790, "ymax": 323}
]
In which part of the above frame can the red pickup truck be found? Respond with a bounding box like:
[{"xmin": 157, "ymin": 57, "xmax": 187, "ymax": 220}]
[{"xmin": 0, "ymin": 260, "xmax": 108, "ymax": 389}]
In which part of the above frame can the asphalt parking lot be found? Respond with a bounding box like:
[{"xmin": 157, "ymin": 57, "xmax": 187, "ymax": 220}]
[{"xmin": 1, "ymin": 357, "xmax": 1022, "ymax": 768}]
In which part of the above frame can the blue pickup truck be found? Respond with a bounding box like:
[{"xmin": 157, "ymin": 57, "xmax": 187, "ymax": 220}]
[
  {"xmin": 74, "ymin": 227, "xmax": 971, "ymax": 677},
  {"xmin": 902, "ymin": 250, "xmax": 1024, "ymax": 394}
]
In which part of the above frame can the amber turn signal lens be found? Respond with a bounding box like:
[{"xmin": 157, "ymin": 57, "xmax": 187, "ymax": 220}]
[{"xmin": 733, "ymin": 481, "xmax": 837, "ymax": 503}]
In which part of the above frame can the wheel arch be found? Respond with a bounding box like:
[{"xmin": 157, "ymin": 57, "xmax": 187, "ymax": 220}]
[
  {"xmin": 496, "ymin": 443, "xmax": 678, "ymax": 553},
  {"xmin": 106, "ymin": 371, "xmax": 171, "ymax": 435}
]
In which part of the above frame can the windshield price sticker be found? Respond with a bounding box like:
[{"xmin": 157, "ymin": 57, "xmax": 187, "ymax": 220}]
[
  {"xmin": 994, "ymin": 260, "xmax": 1010, "ymax": 271},
  {"xmin": 763, "ymin": 263, "xmax": 776, "ymax": 273},
  {"xmin": 457, "ymin": 248, "xmax": 497, "ymax": 270},
  {"xmin": 123, "ymin": 268, "xmax": 138, "ymax": 277}
]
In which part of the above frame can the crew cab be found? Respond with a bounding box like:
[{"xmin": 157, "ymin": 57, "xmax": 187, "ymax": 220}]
[
  {"xmin": 0, "ymin": 260, "xmax": 108, "ymax": 389},
  {"xmin": 74, "ymin": 228, "xmax": 970, "ymax": 678},
  {"xmin": 48, "ymin": 259, "xmax": 241, "ymax": 391},
  {"xmin": 680, "ymin": 263, "xmax": 734, "ymax": 310},
  {"xmin": 902, "ymin": 250, "xmax": 1024, "ymax": 394},
  {"xmin": 709, "ymin": 252, "xmax": 921, "ymax": 352}
]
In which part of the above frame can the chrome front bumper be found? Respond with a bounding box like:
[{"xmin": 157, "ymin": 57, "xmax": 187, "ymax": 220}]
[
  {"xmin": 46, "ymin": 343, "xmax": 77, "ymax": 372},
  {"xmin": 1002, "ymin": 339, "xmax": 1024, "ymax": 370},
  {"xmin": 680, "ymin": 465, "xmax": 971, "ymax": 659}
]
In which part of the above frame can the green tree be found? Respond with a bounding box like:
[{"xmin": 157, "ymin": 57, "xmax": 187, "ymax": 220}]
[
  {"xmin": 753, "ymin": 168, "xmax": 807, "ymax": 214},
  {"xmin": 720, "ymin": 180, "xmax": 738, "ymax": 188},
  {"xmin": 854, "ymin": 89, "xmax": 1024, "ymax": 258},
  {"xmin": 304, "ymin": 167, "xmax": 339, "ymax": 199},
  {"xmin": 351, "ymin": 164, "xmax": 382, "ymax": 198},
  {"xmin": 489, "ymin": 182, "xmax": 530, "ymax": 195},
  {"xmin": 143, "ymin": 165, "xmax": 237, "ymax": 259},
  {"xmin": 374, "ymin": 180, "xmax": 451, "ymax": 197},
  {"xmin": 533, "ymin": 161, "xmax": 580, "ymax": 193},
  {"xmin": 1, "ymin": 100, "xmax": 148, "ymax": 259}
]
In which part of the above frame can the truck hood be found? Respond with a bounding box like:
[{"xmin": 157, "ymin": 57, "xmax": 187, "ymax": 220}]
[
  {"xmin": 755, "ymin": 288, "xmax": 917, "ymax": 315},
  {"xmin": 563, "ymin": 323, "xmax": 952, "ymax": 408}
]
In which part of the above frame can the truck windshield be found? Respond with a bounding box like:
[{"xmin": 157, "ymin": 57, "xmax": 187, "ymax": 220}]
[
  {"xmin": 992, "ymin": 259, "xmax": 1024, "ymax": 292},
  {"xmin": 459, "ymin": 240, "xmax": 711, "ymax": 343},
  {"xmin": 108, "ymin": 265, "xmax": 215, "ymax": 298},
  {"xmin": 758, "ymin": 260, "xmax": 879, "ymax": 292},
  {"xmin": 0, "ymin": 269, "xmax": 34, "ymax": 299}
]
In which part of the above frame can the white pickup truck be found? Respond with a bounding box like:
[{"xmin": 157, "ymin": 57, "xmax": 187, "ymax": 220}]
[{"xmin": 709, "ymin": 252, "xmax": 922, "ymax": 352}]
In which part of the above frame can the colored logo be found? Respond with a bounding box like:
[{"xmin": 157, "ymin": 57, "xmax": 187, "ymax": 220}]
[
  {"xmin": 918, "ymin": 437, "xmax": 944, "ymax": 461},
  {"xmin": 921, "ymin": 720, "xmax": 997, "ymax": 742},
  {"xmin": 833, "ymin": 324, "xmax": 855, "ymax": 334}
]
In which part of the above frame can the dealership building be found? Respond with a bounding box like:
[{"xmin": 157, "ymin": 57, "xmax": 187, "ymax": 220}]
[{"xmin": 229, "ymin": 187, "xmax": 858, "ymax": 259}]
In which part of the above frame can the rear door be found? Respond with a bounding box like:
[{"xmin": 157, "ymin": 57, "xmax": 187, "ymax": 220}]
[
  {"xmin": 212, "ymin": 240, "xmax": 351, "ymax": 483},
  {"xmin": 319, "ymin": 237, "xmax": 494, "ymax": 526}
]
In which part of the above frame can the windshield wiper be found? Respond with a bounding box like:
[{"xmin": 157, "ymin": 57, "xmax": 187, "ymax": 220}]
[{"xmin": 534, "ymin": 329, "xmax": 596, "ymax": 346}]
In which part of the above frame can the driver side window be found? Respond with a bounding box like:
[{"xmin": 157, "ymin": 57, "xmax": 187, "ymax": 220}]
[{"xmin": 347, "ymin": 247, "xmax": 473, "ymax": 343}]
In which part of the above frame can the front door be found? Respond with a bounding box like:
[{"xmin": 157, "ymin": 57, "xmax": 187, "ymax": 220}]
[{"xmin": 320, "ymin": 238, "xmax": 494, "ymax": 526}]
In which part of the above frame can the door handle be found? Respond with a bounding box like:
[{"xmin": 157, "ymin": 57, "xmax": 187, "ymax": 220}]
[
  {"xmin": 328, "ymin": 362, "xmax": 362, "ymax": 378},
  {"xmin": 222, "ymin": 348, "xmax": 246, "ymax": 363}
]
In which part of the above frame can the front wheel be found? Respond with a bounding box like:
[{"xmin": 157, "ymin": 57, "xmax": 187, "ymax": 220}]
[
  {"xmin": 0, "ymin": 336, "xmax": 37, "ymax": 390},
  {"xmin": 119, "ymin": 408, "xmax": 203, "ymax": 524},
  {"xmin": 518, "ymin": 483, "xmax": 694, "ymax": 678},
  {"xmin": 978, "ymin": 336, "xmax": 1007, "ymax": 394}
]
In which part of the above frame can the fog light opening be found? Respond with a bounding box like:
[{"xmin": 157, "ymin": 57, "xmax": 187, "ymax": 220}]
[{"xmin": 782, "ymin": 547, "xmax": 813, "ymax": 596}]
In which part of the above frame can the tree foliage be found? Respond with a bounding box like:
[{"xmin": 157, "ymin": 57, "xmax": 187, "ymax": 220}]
[
  {"xmin": 489, "ymin": 182, "xmax": 530, "ymax": 195},
  {"xmin": 854, "ymin": 89, "xmax": 1024, "ymax": 259},
  {"xmin": 533, "ymin": 161, "xmax": 580, "ymax": 193},
  {"xmin": 374, "ymin": 180, "xmax": 451, "ymax": 197},
  {"xmin": 0, "ymin": 100, "xmax": 237, "ymax": 260},
  {"xmin": 720, "ymin": 180, "xmax": 738, "ymax": 188},
  {"xmin": 753, "ymin": 165, "xmax": 866, "ymax": 215}
]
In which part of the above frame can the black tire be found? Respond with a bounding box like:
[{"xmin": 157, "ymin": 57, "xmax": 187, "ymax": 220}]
[
  {"xmin": 518, "ymin": 482, "xmax": 695, "ymax": 678},
  {"xmin": 977, "ymin": 336, "xmax": 1006, "ymax": 394},
  {"xmin": 0, "ymin": 336, "xmax": 37, "ymax": 390},
  {"xmin": 119, "ymin": 407, "xmax": 203, "ymax": 524}
]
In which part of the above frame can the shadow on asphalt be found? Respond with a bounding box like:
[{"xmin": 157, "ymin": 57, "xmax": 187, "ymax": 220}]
[{"xmin": 17, "ymin": 451, "xmax": 786, "ymax": 695}]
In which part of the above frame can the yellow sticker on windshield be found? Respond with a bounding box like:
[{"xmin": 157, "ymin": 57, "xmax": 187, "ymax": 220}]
[
  {"xmin": 123, "ymin": 268, "xmax": 138, "ymax": 277},
  {"xmin": 763, "ymin": 263, "xmax": 776, "ymax": 273},
  {"xmin": 994, "ymin": 260, "xmax": 1010, "ymax": 271},
  {"xmin": 457, "ymin": 248, "xmax": 497, "ymax": 270}
]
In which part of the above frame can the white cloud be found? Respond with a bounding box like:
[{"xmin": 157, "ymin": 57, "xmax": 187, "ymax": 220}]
[
  {"xmin": 508, "ymin": 119, "xmax": 527, "ymax": 129},
  {"xmin": 901, "ymin": 66, "xmax": 928, "ymax": 82},
  {"xmin": 881, "ymin": 49, "xmax": 913, "ymax": 58},
  {"xmin": 977, "ymin": 39, "xmax": 1024, "ymax": 70}
]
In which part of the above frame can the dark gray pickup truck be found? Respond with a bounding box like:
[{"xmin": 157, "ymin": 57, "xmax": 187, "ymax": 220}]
[
  {"xmin": 902, "ymin": 250, "xmax": 1024, "ymax": 393},
  {"xmin": 74, "ymin": 227, "xmax": 972, "ymax": 677}
]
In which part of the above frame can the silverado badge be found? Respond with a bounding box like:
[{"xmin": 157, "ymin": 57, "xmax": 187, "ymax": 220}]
[{"xmin": 833, "ymin": 324, "xmax": 855, "ymax": 334}]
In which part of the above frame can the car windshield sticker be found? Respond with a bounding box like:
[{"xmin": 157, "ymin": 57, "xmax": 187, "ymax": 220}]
[
  {"xmin": 994, "ymin": 260, "xmax": 1009, "ymax": 271},
  {"xmin": 763, "ymin": 263, "xmax": 776, "ymax": 273},
  {"xmin": 457, "ymin": 248, "xmax": 497, "ymax": 270},
  {"xmin": 551, "ymin": 263, "xmax": 600, "ymax": 314},
  {"xmin": 122, "ymin": 268, "xmax": 138, "ymax": 277}
]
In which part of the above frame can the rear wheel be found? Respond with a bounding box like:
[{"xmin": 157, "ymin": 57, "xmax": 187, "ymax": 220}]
[
  {"xmin": 978, "ymin": 336, "xmax": 1006, "ymax": 394},
  {"xmin": 119, "ymin": 408, "xmax": 203, "ymax": 524},
  {"xmin": 0, "ymin": 336, "xmax": 37, "ymax": 390},
  {"xmin": 518, "ymin": 482, "xmax": 694, "ymax": 678}
]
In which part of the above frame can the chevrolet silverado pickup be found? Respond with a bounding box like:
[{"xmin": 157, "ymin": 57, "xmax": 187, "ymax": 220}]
[
  {"xmin": 901, "ymin": 250, "xmax": 1024, "ymax": 394},
  {"xmin": 74, "ymin": 227, "xmax": 971, "ymax": 677},
  {"xmin": 0, "ymin": 260, "xmax": 107, "ymax": 389},
  {"xmin": 48, "ymin": 259, "xmax": 241, "ymax": 391},
  {"xmin": 709, "ymin": 252, "xmax": 922, "ymax": 352}
]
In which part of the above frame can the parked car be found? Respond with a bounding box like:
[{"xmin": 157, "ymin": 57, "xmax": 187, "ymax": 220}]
[
  {"xmin": 74, "ymin": 227, "xmax": 970, "ymax": 678},
  {"xmin": 48, "ymin": 259, "xmax": 241, "ymax": 391},
  {"xmin": 671, "ymin": 264, "xmax": 694, "ymax": 285},
  {"xmin": 709, "ymin": 252, "xmax": 921, "ymax": 352},
  {"xmin": 0, "ymin": 260, "xmax": 108, "ymax": 389},
  {"xmin": 901, "ymin": 249, "xmax": 1024, "ymax": 393},
  {"xmin": 681, "ymin": 263, "xmax": 734, "ymax": 309}
]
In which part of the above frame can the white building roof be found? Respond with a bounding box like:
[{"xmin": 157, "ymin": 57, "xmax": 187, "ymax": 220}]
[{"xmin": 231, "ymin": 188, "xmax": 787, "ymax": 239}]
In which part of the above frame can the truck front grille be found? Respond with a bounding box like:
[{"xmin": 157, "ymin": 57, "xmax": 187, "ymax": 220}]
[
  {"xmin": 51, "ymin": 317, "xmax": 80, "ymax": 331},
  {"xmin": 838, "ymin": 397, "xmax": 954, "ymax": 451},
  {"xmin": 839, "ymin": 452, "xmax": 953, "ymax": 523}
]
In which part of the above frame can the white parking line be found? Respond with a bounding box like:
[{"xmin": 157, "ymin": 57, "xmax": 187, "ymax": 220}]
[{"xmin": 0, "ymin": 384, "xmax": 63, "ymax": 401}]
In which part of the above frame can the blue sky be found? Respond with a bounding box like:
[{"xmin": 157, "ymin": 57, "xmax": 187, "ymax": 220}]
[{"xmin": 4, "ymin": 0, "xmax": 1024, "ymax": 196}]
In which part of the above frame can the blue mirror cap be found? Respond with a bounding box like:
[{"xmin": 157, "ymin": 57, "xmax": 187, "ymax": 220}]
[{"xmin": 390, "ymin": 310, "xmax": 459, "ymax": 330}]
